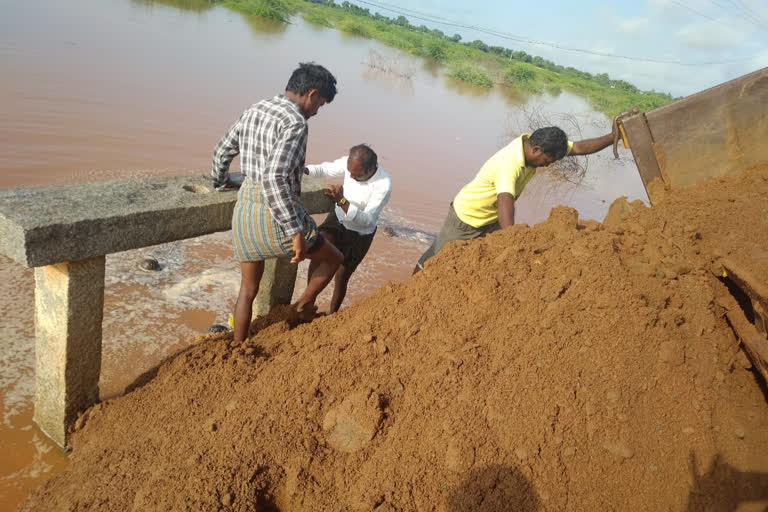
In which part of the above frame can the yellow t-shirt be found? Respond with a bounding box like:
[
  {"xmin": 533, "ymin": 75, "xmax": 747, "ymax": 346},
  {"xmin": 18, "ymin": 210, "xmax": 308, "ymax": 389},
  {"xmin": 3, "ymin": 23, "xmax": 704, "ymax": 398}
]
[{"xmin": 453, "ymin": 134, "xmax": 573, "ymax": 227}]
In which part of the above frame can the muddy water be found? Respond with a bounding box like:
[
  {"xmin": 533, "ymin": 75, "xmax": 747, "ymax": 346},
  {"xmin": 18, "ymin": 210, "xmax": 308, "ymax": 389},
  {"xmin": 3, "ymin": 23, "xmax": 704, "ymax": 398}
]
[{"xmin": 0, "ymin": 0, "xmax": 647, "ymax": 507}]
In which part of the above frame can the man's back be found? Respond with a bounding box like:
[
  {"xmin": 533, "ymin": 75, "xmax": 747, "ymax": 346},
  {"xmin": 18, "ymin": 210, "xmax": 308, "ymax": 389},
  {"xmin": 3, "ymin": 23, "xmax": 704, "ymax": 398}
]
[{"xmin": 237, "ymin": 95, "xmax": 308, "ymax": 186}]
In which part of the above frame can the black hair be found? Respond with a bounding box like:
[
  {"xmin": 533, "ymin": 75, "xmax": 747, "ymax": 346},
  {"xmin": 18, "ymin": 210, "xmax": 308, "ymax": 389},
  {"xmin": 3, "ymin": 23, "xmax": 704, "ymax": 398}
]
[
  {"xmin": 529, "ymin": 126, "xmax": 568, "ymax": 159},
  {"xmin": 285, "ymin": 62, "xmax": 337, "ymax": 102},
  {"xmin": 348, "ymin": 144, "xmax": 378, "ymax": 171}
]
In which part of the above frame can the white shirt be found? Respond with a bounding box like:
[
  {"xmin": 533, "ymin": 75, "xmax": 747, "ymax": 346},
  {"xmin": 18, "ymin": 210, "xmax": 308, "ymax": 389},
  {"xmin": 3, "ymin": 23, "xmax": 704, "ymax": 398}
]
[{"xmin": 306, "ymin": 156, "xmax": 392, "ymax": 235}]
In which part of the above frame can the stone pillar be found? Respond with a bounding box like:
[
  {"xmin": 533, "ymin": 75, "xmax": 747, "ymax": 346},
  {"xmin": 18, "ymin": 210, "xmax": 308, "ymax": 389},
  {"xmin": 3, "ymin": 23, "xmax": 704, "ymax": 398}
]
[
  {"xmin": 33, "ymin": 256, "xmax": 105, "ymax": 448},
  {"xmin": 254, "ymin": 256, "xmax": 298, "ymax": 317}
]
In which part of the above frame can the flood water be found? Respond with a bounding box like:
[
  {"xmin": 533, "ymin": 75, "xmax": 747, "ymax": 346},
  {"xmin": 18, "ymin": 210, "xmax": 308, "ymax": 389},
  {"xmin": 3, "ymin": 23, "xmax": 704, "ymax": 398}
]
[{"xmin": 0, "ymin": 0, "xmax": 647, "ymax": 507}]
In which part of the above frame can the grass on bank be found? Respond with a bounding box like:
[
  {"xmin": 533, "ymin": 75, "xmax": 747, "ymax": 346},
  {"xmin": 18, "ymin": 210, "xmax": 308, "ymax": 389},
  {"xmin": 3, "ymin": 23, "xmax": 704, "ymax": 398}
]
[{"xmin": 168, "ymin": 0, "xmax": 675, "ymax": 116}]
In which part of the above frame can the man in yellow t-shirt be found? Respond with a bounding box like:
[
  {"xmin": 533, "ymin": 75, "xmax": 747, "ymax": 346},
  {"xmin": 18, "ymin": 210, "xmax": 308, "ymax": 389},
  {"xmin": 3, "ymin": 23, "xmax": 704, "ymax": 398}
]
[{"xmin": 414, "ymin": 126, "xmax": 615, "ymax": 272}]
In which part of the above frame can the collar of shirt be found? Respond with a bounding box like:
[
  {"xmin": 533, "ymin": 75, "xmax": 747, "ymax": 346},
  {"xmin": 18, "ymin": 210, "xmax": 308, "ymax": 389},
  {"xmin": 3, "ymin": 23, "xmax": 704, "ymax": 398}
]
[{"xmin": 275, "ymin": 94, "xmax": 304, "ymax": 119}]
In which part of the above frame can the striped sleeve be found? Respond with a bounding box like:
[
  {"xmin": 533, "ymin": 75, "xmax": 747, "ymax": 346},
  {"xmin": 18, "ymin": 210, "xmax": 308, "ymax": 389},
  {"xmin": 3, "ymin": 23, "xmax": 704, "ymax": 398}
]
[{"xmin": 211, "ymin": 114, "xmax": 242, "ymax": 188}]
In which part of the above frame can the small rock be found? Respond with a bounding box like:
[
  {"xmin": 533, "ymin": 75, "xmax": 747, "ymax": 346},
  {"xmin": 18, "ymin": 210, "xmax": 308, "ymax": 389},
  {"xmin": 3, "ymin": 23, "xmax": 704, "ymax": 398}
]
[
  {"xmin": 514, "ymin": 447, "xmax": 528, "ymax": 461},
  {"xmin": 734, "ymin": 426, "xmax": 746, "ymax": 439},
  {"xmin": 207, "ymin": 324, "xmax": 229, "ymax": 334},
  {"xmin": 376, "ymin": 343, "xmax": 388, "ymax": 355},
  {"xmin": 682, "ymin": 427, "xmax": 694, "ymax": 435},
  {"xmin": 606, "ymin": 390, "xmax": 620, "ymax": 403},
  {"xmin": 563, "ymin": 447, "xmax": 576, "ymax": 457},
  {"xmin": 139, "ymin": 257, "xmax": 160, "ymax": 271},
  {"xmin": 221, "ymin": 492, "xmax": 233, "ymax": 507},
  {"xmin": 648, "ymin": 465, "xmax": 658, "ymax": 473}
]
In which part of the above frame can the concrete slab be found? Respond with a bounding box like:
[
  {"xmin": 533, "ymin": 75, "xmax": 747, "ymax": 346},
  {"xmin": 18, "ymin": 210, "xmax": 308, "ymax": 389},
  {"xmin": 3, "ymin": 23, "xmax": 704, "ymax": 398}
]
[{"xmin": 0, "ymin": 174, "xmax": 332, "ymax": 267}]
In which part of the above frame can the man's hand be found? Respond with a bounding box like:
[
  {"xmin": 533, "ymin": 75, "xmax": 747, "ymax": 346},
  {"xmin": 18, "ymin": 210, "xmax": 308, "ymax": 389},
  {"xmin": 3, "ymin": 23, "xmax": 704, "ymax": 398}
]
[
  {"xmin": 290, "ymin": 232, "xmax": 307, "ymax": 263},
  {"xmin": 324, "ymin": 184, "xmax": 344, "ymax": 203},
  {"xmin": 214, "ymin": 177, "xmax": 239, "ymax": 191}
]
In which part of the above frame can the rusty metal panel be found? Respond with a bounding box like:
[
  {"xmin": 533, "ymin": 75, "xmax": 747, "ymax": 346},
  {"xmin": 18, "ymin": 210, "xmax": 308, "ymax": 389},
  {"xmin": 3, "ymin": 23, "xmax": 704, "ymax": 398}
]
[
  {"xmin": 621, "ymin": 112, "xmax": 663, "ymax": 200},
  {"xmin": 644, "ymin": 67, "xmax": 768, "ymax": 189}
]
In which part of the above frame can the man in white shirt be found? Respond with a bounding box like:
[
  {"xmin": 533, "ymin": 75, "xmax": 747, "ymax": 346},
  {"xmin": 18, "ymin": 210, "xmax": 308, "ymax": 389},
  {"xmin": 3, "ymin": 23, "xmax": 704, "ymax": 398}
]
[{"xmin": 304, "ymin": 144, "xmax": 392, "ymax": 312}]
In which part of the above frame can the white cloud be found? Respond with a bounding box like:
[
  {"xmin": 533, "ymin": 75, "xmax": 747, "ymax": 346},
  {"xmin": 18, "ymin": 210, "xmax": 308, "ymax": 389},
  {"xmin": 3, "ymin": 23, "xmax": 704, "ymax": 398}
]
[
  {"xmin": 610, "ymin": 16, "xmax": 650, "ymax": 36},
  {"xmin": 676, "ymin": 21, "xmax": 747, "ymax": 50}
]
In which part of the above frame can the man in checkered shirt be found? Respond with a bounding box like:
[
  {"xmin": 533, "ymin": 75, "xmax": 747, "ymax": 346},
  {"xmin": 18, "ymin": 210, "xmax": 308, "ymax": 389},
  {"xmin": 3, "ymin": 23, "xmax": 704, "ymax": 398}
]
[{"xmin": 211, "ymin": 62, "xmax": 343, "ymax": 343}]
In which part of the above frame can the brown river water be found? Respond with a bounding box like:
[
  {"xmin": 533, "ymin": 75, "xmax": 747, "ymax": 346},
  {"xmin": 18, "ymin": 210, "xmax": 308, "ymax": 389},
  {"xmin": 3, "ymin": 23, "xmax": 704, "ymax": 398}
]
[{"xmin": 0, "ymin": 0, "xmax": 648, "ymax": 508}]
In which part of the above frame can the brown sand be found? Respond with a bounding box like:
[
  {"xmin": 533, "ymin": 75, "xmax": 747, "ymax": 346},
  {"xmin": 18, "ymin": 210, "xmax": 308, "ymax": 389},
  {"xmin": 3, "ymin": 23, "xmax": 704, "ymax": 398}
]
[{"xmin": 19, "ymin": 166, "xmax": 768, "ymax": 511}]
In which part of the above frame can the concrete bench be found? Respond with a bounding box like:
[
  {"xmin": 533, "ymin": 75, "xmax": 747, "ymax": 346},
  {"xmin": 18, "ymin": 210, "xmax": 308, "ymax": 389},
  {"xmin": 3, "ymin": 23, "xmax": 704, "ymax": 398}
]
[{"xmin": 0, "ymin": 174, "xmax": 333, "ymax": 447}]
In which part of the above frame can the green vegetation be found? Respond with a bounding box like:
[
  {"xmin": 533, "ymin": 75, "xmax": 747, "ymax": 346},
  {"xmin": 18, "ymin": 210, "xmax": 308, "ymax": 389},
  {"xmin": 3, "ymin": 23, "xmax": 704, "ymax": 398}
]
[
  {"xmin": 448, "ymin": 63, "xmax": 493, "ymax": 88},
  {"xmin": 503, "ymin": 63, "xmax": 541, "ymax": 93},
  {"xmin": 222, "ymin": 0, "xmax": 298, "ymax": 22},
  {"xmin": 199, "ymin": 0, "xmax": 674, "ymax": 116},
  {"xmin": 337, "ymin": 18, "xmax": 372, "ymax": 37},
  {"xmin": 302, "ymin": 11, "xmax": 332, "ymax": 26}
]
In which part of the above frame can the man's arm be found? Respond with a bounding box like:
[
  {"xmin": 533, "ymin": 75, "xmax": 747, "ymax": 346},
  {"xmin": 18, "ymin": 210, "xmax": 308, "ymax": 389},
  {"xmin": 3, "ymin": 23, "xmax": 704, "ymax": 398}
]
[
  {"xmin": 211, "ymin": 116, "xmax": 242, "ymax": 188},
  {"xmin": 305, "ymin": 156, "xmax": 347, "ymax": 178},
  {"xmin": 569, "ymin": 132, "xmax": 614, "ymax": 156},
  {"xmin": 497, "ymin": 192, "xmax": 515, "ymax": 229},
  {"xmin": 327, "ymin": 179, "xmax": 392, "ymax": 230},
  {"xmin": 260, "ymin": 121, "xmax": 308, "ymax": 238}
]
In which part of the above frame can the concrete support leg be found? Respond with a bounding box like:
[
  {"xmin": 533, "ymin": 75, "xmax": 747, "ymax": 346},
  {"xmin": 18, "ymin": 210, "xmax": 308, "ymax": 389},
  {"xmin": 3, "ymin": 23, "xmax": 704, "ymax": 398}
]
[
  {"xmin": 254, "ymin": 256, "xmax": 297, "ymax": 317},
  {"xmin": 33, "ymin": 256, "xmax": 105, "ymax": 448}
]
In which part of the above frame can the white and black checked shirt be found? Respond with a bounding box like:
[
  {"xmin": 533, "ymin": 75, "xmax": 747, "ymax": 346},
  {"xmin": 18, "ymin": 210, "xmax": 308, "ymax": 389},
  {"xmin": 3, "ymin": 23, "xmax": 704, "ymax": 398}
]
[{"xmin": 211, "ymin": 95, "xmax": 308, "ymax": 236}]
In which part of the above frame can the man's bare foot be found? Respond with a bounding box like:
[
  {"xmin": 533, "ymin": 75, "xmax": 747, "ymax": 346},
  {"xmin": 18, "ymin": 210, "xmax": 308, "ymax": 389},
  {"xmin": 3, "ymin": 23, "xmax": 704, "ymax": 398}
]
[{"xmin": 292, "ymin": 302, "xmax": 318, "ymax": 322}]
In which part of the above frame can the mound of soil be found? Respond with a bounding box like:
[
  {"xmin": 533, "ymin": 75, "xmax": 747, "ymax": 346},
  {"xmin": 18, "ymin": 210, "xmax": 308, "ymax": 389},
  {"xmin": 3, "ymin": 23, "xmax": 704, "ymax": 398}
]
[{"xmin": 20, "ymin": 166, "xmax": 768, "ymax": 511}]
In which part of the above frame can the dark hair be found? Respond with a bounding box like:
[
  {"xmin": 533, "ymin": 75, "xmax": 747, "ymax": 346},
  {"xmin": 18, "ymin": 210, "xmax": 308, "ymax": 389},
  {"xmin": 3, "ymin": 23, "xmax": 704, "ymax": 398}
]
[
  {"xmin": 285, "ymin": 62, "xmax": 337, "ymax": 102},
  {"xmin": 348, "ymin": 144, "xmax": 378, "ymax": 171},
  {"xmin": 529, "ymin": 126, "xmax": 568, "ymax": 159}
]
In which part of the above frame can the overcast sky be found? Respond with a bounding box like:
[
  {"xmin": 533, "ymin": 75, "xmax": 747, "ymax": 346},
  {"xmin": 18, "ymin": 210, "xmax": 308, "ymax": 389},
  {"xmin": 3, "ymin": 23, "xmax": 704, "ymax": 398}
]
[{"xmin": 344, "ymin": 0, "xmax": 768, "ymax": 97}]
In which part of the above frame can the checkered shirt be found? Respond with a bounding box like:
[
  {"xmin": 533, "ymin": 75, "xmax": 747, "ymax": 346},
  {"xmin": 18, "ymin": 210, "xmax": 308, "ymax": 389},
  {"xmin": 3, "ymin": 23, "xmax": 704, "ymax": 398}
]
[{"xmin": 211, "ymin": 95, "xmax": 308, "ymax": 236}]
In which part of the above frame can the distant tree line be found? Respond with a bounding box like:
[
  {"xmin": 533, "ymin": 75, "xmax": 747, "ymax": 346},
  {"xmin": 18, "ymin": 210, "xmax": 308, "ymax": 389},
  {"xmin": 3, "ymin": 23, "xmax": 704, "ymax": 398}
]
[{"xmin": 304, "ymin": 0, "xmax": 672, "ymax": 100}]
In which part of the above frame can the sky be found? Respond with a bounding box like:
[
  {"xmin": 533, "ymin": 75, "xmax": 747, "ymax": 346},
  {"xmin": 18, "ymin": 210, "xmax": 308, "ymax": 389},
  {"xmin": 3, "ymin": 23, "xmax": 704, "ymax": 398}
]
[{"xmin": 344, "ymin": 0, "xmax": 768, "ymax": 97}]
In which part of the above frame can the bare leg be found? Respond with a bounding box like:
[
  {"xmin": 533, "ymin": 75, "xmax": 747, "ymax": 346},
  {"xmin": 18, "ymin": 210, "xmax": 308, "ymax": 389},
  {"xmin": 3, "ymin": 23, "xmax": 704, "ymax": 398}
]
[
  {"xmin": 329, "ymin": 265, "xmax": 354, "ymax": 313},
  {"xmin": 307, "ymin": 231, "xmax": 336, "ymax": 287},
  {"xmin": 296, "ymin": 235, "xmax": 342, "ymax": 312},
  {"xmin": 233, "ymin": 261, "xmax": 265, "ymax": 343}
]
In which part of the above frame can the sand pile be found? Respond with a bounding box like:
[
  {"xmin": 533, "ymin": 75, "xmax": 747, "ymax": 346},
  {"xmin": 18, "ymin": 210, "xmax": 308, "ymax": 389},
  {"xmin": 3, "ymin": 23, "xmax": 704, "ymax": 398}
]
[{"xmin": 20, "ymin": 166, "xmax": 768, "ymax": 511}]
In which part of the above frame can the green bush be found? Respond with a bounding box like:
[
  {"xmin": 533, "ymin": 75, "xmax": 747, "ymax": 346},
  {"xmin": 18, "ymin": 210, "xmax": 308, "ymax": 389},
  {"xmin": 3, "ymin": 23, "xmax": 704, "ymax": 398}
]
[
  {"xmin": 504, "ymin": 64, "xmax": 535, "ymax": 84},
  {"xmin": 338, "ymin": 18, "xmax": 372, "ymax": 37},
  {"xmin": 425, "ymin": 40, "xmax": 447, "ymax": 61},
  {"xmin": 546, "ymin": 84, "xmax": 562, "ymax": 96},
  {"xmin": 303, "ymin": 12, "xmax": 332, "ymax": 26},
  {"xmin": 224, "ymin": 0, "xmax": 297, "ymax": 22},
  {"xmin": 448, "ymin": 63, "xmax": 493, "ymax": 88}
]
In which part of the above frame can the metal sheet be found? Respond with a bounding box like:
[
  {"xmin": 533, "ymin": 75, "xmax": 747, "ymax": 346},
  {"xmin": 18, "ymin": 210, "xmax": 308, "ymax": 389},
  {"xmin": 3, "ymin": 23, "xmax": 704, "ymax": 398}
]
[{"xmin": 645, "ymin": 67, "xmax": 768, "ymax": 189}]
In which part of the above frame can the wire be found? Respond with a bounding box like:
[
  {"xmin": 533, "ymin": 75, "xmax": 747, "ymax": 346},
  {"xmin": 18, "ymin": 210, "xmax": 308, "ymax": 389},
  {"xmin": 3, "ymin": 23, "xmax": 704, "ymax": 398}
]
[
  {"xmin": 350, "ymin": 0, "xmax": 767, "ymax": 66},
  {"xmin": 669, "ymin": 0, "xmax": 742, "ymax": 29},
  {"xmin": 681, "ymin": 0, "xmax": 768, "ymax": 30},
  {"xmin": 729, "ymin": 0, "xmax": 768, "ymax": 27}
]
